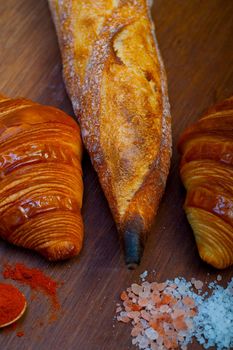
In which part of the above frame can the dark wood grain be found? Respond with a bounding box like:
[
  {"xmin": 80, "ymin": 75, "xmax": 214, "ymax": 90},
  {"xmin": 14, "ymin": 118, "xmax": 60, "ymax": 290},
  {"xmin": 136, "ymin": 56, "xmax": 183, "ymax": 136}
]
[{"xmin": 0, "ymin": 1, "xmax": 233, "ymax": 349}]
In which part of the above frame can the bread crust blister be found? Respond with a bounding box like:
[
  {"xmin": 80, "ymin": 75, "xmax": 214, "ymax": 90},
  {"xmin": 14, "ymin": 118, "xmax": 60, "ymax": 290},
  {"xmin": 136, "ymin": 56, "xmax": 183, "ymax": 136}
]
[{"xmin": 49, "ymin": 0, "xmax": 172, "ymax": 266}]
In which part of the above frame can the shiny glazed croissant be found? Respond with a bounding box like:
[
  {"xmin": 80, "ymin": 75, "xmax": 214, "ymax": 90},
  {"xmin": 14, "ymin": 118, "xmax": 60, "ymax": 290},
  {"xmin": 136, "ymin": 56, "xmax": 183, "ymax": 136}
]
[
  {"xmin": 48, "ymin": 0, "xmax": 172, "ymax": 267},
  {"xmin": 178, "ymin": 96, "xmax": 233, "ymax": 269},
  {"xmin": 0, "ymin": 95, "xmax": 83, "ymax": 261}
]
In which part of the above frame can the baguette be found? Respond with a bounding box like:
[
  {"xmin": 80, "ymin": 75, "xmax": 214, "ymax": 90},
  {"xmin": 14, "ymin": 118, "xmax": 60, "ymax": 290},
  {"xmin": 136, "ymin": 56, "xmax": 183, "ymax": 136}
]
[{"xmin": 48, "ymin": 0, "xmax": 172, "ymax": 267}]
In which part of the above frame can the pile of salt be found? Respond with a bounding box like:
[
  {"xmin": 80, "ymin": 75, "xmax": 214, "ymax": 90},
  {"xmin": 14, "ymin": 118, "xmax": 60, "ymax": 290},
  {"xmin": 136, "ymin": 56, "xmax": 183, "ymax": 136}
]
[
  {"xmin": 194, "ymin": 279, "xmax": 233, "ymax": 349},
  {"xmin": 116, "ymin": 274, "xmax": 233, "ymax": 350}
]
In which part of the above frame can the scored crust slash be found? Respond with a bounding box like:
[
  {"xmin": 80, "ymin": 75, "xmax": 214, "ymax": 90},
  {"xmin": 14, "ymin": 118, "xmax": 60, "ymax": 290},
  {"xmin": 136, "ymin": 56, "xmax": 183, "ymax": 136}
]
[{"xmin": 48, "ymin": 0, "xmax": 172, "ymax": 267}]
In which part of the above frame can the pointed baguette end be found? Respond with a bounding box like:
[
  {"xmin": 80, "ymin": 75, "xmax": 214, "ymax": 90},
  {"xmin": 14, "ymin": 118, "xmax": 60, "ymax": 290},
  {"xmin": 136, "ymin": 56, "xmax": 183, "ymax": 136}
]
[{"xmin": 124, "ymin": 230, "xmax": 143, "ymax": 269}]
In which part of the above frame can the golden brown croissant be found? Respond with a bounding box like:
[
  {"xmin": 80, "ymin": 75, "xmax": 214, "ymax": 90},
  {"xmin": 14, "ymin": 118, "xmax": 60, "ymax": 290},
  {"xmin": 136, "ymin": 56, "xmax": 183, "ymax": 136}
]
[
  {"xmin": 178, "ymin": 96, "xmax": 233, "ymax": 269},
  {"xmin": 48, "ymin": 0, "xmax": 172, "ymax": 267},
  {"xmin": 0, "ymin": 94, "xmax": 83, "ymax": 261}
]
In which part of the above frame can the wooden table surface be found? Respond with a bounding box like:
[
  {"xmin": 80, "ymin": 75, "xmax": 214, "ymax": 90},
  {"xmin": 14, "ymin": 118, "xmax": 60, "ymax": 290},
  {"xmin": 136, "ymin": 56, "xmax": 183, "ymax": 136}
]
[{"xmin": 1, "ymin": 1, "xmax": 233, "ymax": 349}]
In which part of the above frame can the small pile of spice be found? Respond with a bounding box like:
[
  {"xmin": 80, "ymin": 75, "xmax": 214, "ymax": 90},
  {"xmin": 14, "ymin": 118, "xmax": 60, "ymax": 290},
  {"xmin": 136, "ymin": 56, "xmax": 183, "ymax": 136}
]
[
  {"xmin": 0, "ymin": 283, "xmax": 26, "ymax": 327},
  {"xmin": 116, "ymin": 274, "xmax": 233, "ymax": 350},
  {"xmin": 3, "ymin": 263, "xmax": 59, "ymax": 310},
  {"xmin": 16, "ymin": 331, "xmax": 25, "ymax": 337}
]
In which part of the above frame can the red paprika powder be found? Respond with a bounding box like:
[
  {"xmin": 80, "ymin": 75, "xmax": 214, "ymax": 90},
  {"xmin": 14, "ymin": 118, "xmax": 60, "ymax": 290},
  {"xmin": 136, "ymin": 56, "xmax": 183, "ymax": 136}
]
[
  {"xmin": 3, "ymin": 263, "xmax": 59, "ymax": 310},
  {"xmin": 0, "ymin": 283, "xmax": 26, "ymax": 327},
  {"xmin": 16, "ymin": 331, "xmax": 25, "ymax": 337}
]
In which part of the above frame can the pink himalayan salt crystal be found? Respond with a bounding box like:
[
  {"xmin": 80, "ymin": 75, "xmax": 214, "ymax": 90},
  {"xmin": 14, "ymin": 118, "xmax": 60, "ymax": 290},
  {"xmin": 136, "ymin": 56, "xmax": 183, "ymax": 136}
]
[
  {"xmin": 169, "ymin": 283, "xmax": 178, "ymax": 289},
  {"xmin": 171, "ymin": 308, "xmax": 185, "ymax": 319},
  {"xmin": 150, "ymin": 309, "xmax": 160, "ymax": 317},
  {"xmin": 193, "ymin": 280, "xmax": 204, "ymax": 290},
  {"xmin": 125, "ymin": 306, "xmax": 133, "ymax": 312},
  {"xmin": 120, "ymin": 291, "xmax": 128, "ymax": 301},
  {"xmin": 182, "ymin": 296, "xmax": 195, "ymax": 308},
  {"xmin": 123, "ymin": 300, "xmax": 131, "ymax": 307},
  {"xmin": 141, "ymin": 310, "xmax": 151, "ymax": 321},
  {"xmin": 139, "ymin": 290, "xmax": 151, "ymax": 299},
  {"xmin": 139, "ymin": 283, "xmax": 151, "ymax": 298},
  {"xmin": 186, "ymin": 309, "xmax": 197, "ymax": 317},
  {"xmin": 173, "ymin": 316, "xmax": 188, "ymax": 331},
  {"xmin": 116, "ymin": 306, "xmax": 122, "ymax": 313},
  {"xmin": 150, "ymin": 282, "xmax": 159, "ymax": 291},
  {"xmin": 131, "ymin": 326, "xmax": 143, "ymax": 337},
  {"xmin": 138, "ymin": 297, "xmax": 149, "ymax": 307},
  {"xmin": 142, "ymin": 281, "xmax": 151, "ymax": 288},
  {"xmin": 151, "ymin": 294, "xmax": 161, "ymax": 305},
  {"xmin": 129, "ymin": 292, "xmax": 137, "ymax": 299},
  {"xmin": 124, "ymin": 300, "xmax": 133, "ymax": 312},
  {"xmin": 154, "ymin": 282, "xmax": 167, "ymax": 292},
  {"xmin": 132, "ymin": 283, "xmax": 143, "ymax": 296},
  {"xmin": 117, "ymin": 314, "xmax": 130, "ymax": 323},
  {"xmin": 146, "ymin": 303, "xmax": 155, "ymax": 311},
  {"xmin": 150, "ymin": 342, "xmax": 159, "ymax": 350},
  {"xmin": 177, "ymin": 334, "xmax": 184, "ymax": 342},
  {"xmin": 127, "ymin": 311, "xmax": 140, "ymax": 320},
  {"xmin": 159, "ymin": 305, "xmax": 171, "ymax": 313}
]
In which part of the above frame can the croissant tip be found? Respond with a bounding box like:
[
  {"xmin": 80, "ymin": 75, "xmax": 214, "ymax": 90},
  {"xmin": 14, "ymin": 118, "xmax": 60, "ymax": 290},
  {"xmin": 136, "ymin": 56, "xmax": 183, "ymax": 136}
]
[
  {"xmin": 38, "ymin": 240, "xmax": 81, "ymax": 261},
  {"xmin": 123, "ymin": 230, "xmax": 142, "ymax": 269}
]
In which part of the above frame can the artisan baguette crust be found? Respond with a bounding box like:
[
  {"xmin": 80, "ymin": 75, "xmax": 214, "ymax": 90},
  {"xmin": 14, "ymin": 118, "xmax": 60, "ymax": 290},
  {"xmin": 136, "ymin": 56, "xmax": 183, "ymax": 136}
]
[{"xmin": 49, "ymin": 0, "xmax": 171, "ymax": 265}]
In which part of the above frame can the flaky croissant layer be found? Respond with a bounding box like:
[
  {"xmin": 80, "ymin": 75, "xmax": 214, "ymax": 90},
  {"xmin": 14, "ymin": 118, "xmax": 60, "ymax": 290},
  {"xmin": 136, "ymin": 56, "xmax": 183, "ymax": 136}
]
[
  {"xmin": 0, "ymin": 95, "xmax": 84, "ymax": 261},
  {"xmin": 178, "ymin": 96, "xmax": 233, "ymax": 269}
]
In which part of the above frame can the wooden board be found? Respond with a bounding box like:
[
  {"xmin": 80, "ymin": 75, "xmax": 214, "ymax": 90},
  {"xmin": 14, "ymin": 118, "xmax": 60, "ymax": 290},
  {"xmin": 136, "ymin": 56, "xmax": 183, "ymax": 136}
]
[{"xmin": 0, "ymin": 1, "xmax": 233, "ymax": 349}]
